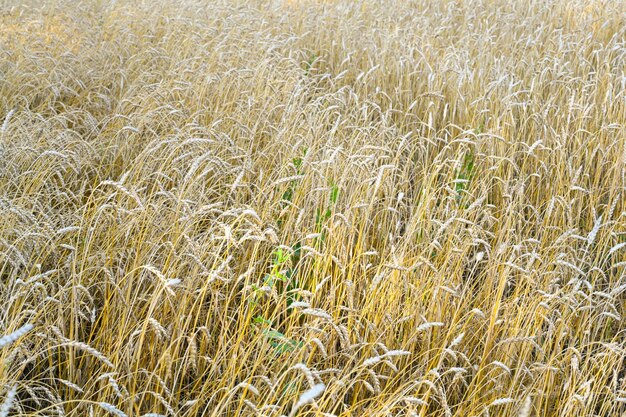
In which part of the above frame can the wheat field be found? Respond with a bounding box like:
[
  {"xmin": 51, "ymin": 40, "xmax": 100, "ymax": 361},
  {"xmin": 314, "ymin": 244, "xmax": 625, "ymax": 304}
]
[{"xmin": 0, "ymin": 0, "xmax": 625, "ymax": 415}]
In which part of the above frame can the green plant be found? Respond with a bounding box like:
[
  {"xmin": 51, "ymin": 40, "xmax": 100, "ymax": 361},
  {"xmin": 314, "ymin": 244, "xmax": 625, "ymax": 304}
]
[
  {"xmin": 314, "ymin": 181, "xmax": 339, "ymax": 246},
  {"xmin": 455, "ymin": 151, "xmax": 474, "ymax": 205}
]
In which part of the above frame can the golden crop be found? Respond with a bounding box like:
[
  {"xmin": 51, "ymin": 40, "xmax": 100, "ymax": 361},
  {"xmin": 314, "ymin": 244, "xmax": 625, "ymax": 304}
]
[{"xmin": 0, "ymin": 0, "xmax": 624, "ymax": 416}]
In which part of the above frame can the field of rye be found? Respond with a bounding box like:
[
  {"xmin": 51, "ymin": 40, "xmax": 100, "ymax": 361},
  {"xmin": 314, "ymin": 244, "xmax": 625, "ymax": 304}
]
[{"xmin": 0, "ymin": 0, "xmax": 625, "ymax": 415}]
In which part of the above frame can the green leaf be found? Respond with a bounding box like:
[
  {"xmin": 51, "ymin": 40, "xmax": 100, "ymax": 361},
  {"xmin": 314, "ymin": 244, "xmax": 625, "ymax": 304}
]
[
  {"xmin": 324, "ymin": 207, "xmax": 331, "ymax": 221},
  {"xmin": 455, "ymin": 151, "xmax": 475, "ymax": 205},
  {"xmin": 462, "ymin": 152, "xmax": 474, "ymax": 176},
  {"xmin": 330, "ymin": 183, "xmax": 339, "ymax": 204},
  {"xmin": 282, "ymin": 187, "xmax": 294, "ymax": 202},
  {"xmin": 263, "ymin": 274, "xmax": 275, "ymax": 287},
  {"xmin": 262, "ymin": 329, "xmax": 303, "ymax": 353},
  {"xmin": 293, "ymin": 156, "xmax": 303, "ymax": 171},
  {"xmin": 291, "ymin": 242, "xmax": 301, "ymax": 259},
  {"xmin": 273, "ymin": 247, "xmax": 290, "ymax": 266},
  {"xmin": 315, "ymin": 208, "xmax": 323, "ymax": 230},
  {"xmin": 263, "ymin": 329, "xmax": 286, "ymax": 340}
]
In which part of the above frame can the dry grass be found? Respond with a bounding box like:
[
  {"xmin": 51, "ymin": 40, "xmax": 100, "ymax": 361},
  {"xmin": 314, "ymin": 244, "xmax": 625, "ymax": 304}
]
[{"xmin": 0, "ymin": 0, "xmax": 625, "ymax": 415}]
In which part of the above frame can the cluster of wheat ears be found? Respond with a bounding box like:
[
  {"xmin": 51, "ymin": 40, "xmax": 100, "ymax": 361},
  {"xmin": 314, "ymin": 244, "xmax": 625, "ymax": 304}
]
[{"xmin": 0, "ymin": 0, "xmax": 625, "ymax": 415}]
